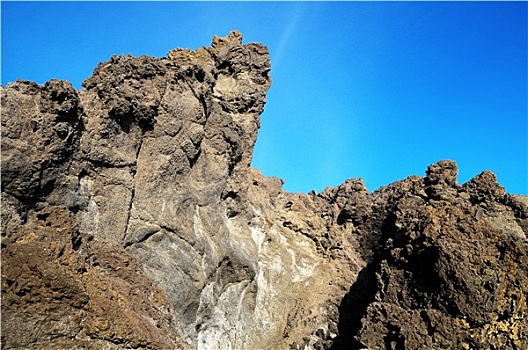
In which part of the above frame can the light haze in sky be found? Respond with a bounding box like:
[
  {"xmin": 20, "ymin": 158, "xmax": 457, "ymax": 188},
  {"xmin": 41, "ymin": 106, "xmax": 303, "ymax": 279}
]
[{"xmin": 2, "ymin": 1, "xmax": 526, "ymax": 194}]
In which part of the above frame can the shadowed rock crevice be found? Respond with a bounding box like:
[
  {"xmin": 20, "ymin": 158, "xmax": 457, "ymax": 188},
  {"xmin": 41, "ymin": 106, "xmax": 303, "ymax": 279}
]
[
  {"xmin": 2, "ymin": 32, "xmax": 527, "ymax": 350},
  {"xmin": 330, "ymin": 264, "xmax": 378, "ymax": 350}
]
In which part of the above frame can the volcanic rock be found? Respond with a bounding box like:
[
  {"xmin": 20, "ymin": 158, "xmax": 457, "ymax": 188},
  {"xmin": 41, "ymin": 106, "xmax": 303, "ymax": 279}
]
[{"xmin": 2, "ymin": 31, "xmax": 527, "ymax": 350}]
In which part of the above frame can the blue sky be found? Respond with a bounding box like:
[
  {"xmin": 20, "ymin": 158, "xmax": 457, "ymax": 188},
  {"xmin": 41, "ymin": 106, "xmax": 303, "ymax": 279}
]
[{"xmin": 2, "ymin": 1, "xmax": 527, "ymax": 195}]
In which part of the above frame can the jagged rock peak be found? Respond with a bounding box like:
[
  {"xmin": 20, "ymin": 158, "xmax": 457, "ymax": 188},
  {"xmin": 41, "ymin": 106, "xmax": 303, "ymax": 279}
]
[{"xmin": 2, "ymin": 32, "xmax": 527, "ymax": 350}]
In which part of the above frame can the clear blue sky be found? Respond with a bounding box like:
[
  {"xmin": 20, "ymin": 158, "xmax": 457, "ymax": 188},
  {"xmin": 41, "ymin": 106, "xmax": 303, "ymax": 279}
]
[{"xmin": 2, "ymin": 1, "xmax": 527, "ymax": 195}]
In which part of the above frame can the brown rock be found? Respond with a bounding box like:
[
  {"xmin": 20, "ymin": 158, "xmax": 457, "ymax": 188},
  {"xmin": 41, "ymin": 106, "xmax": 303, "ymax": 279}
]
[
  {"xmin": 1, "ymin": 206, "xmax": 188, "ymax": 349},
  {"xmin": 2, "ymin": 31, "xmax": 527, "ymax": 350},
  {"xmin": 332, "ymin": 161, "xmax": 528, "ymax": 350}
]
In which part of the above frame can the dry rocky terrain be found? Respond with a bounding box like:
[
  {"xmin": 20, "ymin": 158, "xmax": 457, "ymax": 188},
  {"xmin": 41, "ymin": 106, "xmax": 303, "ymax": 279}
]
[{"xmin": 2, "ymin": 31, "xmax": 527, "ymax": 350}]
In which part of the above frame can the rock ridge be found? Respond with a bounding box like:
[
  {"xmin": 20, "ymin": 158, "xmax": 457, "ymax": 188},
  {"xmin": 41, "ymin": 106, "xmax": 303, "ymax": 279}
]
[{"xmin": 2, "ymin": 31, "xmax": 527, "ymax": 349}]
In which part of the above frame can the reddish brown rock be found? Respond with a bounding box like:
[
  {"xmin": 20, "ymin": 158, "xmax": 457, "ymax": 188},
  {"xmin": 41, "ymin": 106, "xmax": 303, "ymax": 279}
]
[{"xmin": 1, "ymin": 206, "xmax": 188, "ymax": 349}]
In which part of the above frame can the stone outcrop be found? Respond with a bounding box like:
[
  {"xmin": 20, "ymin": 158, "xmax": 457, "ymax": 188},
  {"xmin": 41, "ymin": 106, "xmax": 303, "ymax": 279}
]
[
  {"xmin": 2, "ymin": 31, "xmax": 527, "ymax": 349},
  {"xmin": 332, "ymin": 162, "xmax": 528, "ymax": 350}
]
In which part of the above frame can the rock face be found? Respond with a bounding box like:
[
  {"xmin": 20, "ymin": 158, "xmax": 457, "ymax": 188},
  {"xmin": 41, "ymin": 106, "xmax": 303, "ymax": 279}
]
[
  {"xmin": 332, "ymin": 164, "xmax": 528, "ymax": 350},
  {"xmin": 2, "ymin": 31, "xmax": 527, "ymax": 349}
]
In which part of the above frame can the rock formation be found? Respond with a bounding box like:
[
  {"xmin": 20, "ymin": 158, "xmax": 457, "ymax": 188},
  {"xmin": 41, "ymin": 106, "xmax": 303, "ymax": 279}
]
[{"xmin": 2, "ymin": 31, "xmax": 527, "ymax": 350}]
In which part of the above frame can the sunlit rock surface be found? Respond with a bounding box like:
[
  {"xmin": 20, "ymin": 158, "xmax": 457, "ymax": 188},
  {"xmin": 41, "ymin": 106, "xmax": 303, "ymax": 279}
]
[{"xmin": 2, "ymin": 31, "xmax": 527, "ymax": 349}]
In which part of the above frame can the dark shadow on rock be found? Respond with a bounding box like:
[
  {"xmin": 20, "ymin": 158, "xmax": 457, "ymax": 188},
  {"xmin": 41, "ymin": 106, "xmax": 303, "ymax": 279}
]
[
  {"xmin": 330, "ymin": 263, "xmax": 378, "ymax": 350},
  {"xmin": 330, "ymin": 205, "xmax": 396, "ymax": 350}
]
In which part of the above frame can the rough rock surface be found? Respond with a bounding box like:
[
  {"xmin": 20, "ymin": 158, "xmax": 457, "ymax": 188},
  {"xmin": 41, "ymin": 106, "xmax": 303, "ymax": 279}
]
[
  {"xmin": 332, "ymin": 162, "xmax": 528, "ymax": 350},
  {"xmin": 2, "ymin": 31, "xmax": 527, "ymax": 350}
]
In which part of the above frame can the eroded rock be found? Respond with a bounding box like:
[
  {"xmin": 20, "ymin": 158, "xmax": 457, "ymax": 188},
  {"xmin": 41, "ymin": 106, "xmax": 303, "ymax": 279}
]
[{"xmin": 2, "ymin": 31, "xmax": 527, "ymax": 350}]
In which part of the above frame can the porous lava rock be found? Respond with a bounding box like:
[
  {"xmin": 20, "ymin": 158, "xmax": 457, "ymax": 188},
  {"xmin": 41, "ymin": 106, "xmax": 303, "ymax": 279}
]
[
  {"xmin": 2, "ymin": 31, "xmax": 527, "ymax": 350},
  {"xmin": 331, "ymin": 161, "xmax": 528, "ymax": 350}
]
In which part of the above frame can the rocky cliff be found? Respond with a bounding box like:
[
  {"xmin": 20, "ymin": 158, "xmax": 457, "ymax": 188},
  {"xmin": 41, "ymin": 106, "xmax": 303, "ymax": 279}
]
[{"xmin": 2, "ymin": 31, "xmax": 527, "ymax": 350}]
